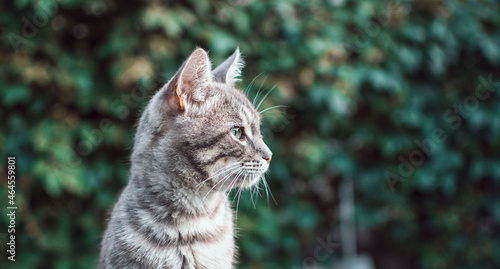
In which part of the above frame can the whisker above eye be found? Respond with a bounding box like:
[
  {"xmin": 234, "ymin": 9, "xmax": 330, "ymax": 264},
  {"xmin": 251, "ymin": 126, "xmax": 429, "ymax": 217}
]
[
  {"xmin": 255, "ymin": 83, "xmax": 279, "ymax": 111},
  {"xmin": 244, "ymin": 72, "xmax": 264, "ymax": 96},
  {"xmin": 259, "ymin": 105, "xmax": 288, "ymax": 114},
  {"xmin": 252, "ymin": 74, "xmax": 269, "ymax": 105}
]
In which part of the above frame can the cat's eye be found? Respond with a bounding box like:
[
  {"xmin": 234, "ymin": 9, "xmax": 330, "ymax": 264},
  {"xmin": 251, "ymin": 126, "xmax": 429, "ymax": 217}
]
[{"xmin": 231, "ymin": 127, "xmax": 244, "ymax": 140}]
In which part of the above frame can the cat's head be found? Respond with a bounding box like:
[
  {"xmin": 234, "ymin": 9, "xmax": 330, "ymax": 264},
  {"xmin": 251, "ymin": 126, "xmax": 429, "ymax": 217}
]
[{"xmin": 135, "ymin": 48, "xmax": 272, "ymax": 192}]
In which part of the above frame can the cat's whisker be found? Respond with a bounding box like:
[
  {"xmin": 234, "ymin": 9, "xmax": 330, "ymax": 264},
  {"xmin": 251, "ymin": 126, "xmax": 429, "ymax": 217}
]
[
  {"xmin": 213, "ymin": 167, "xmax": 242, "ymax": 190},
  {"xmin": 231, "ymin": 174, "xmax": 247, "ymax": 205},
  {"xmin": 244, "ymin": 72, "xmax": 264, "ymax": 96},
  {"xmin": 231, "ymin": 176, "xmax": 243, "ymax": 204},
  {"xmin": 249, "ymin": 179, "xmax": 257, "ymax": 209},
  {"xmin": 226, "ymin": 170, "xmax": 243, "ymax": 195},
  {"xmin": 252, "ymin": 74, "xmax": 269, "ymax": 105},
  {"xmin": 259, "ymin": 179, "xmax": 265, "ymax": 198},
  {"xmin": 255, "ymin": 83, "xmax": 278, "ymax": 111},
  {"xmin": 196, "ymin": 162, "xmax": 242, "ymax": 188},
  {"xmin": 262, "ymin": 174, "xmax": 277, "ymax": 206},
  {"xmin": 210, "ymin": 162, "xmax": 243, "ymax": 178},
  {"xmin": 260, "ymin": 175, "xmax": 268, "ymax": 207},
  {"xmin": 199, "ymin": 169, "xmax": 240, "ymax": 199},
  {"xmin": 254, "ymin": 176, "xmax": 264, "ymax": 208},
  {"xmin": 203, "ymin": 167, "xmax": 242, "ymax": 201},
  {"xmin": 260, "ymin": 108, "xmax": 287, "ymax": 120},
  {"xmin": 215, "ymin": 170, "xmax": 244, "ymax": 209},
  {"xmin": 259, "ymin": 105, "xmax": 288, "ymax": 114},
  {"xmin": 234, "ymin": 175, "xmax": 246, "ymax": 222}
]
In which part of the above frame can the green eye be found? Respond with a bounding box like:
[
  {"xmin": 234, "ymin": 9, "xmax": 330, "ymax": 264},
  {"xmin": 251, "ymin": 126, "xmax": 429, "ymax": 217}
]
[{"xmin": 231, "ymin": 127, "xmax": 244, "ymax": 140}]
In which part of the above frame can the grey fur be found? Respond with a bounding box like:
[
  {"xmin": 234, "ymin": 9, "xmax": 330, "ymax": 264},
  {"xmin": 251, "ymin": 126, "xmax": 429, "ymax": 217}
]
[
  {"xmin": 98, "ymin": 48, "xmax": 272, "ymax": 269},
  {"xmin": 213, "ymin": 48, "xmax": 244, "ymax": 85}
]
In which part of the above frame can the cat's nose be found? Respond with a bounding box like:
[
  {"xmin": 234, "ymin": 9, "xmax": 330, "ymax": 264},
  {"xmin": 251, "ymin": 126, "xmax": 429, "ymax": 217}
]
[{"xmin": 256, "ymin": 140, "xmax": 272, "ymax": 163}]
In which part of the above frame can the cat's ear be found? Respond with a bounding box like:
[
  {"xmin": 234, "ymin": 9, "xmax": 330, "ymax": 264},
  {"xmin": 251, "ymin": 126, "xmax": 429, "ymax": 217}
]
[
  {"xmin": 177, "ymin": 48, "xmax": 212, "ymax": 103},
  {"xmin": 166, "ymin": 48, "xmax": 212, "ymax": 112},
  {"xmin": 213, "ymin": 48, "xmax": 244, "ymax": 85}
]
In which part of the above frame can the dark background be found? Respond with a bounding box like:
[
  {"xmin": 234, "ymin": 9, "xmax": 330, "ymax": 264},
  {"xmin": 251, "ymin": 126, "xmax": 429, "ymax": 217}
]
[{"xmin": 1, "ymin": 0, "xmax": 500, "ymax": 268}]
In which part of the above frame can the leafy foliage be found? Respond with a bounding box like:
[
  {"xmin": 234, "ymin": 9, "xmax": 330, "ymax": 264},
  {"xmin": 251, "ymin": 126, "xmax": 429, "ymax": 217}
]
[{"xmin": 1, "ymin": 0, "xmax": 500, "ymax": 268}]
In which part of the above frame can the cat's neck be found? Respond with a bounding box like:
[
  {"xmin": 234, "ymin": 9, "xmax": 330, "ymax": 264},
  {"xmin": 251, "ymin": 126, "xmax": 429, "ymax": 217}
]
[{"xmin": 128, "ymin": 169, "xmax": 228, "ymax": 222}]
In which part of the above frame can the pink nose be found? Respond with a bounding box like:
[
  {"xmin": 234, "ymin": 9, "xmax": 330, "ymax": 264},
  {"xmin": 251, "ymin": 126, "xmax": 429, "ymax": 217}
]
[{"xmin": 264, "ymin": 156, "xmax": 272, "ymax": 163}]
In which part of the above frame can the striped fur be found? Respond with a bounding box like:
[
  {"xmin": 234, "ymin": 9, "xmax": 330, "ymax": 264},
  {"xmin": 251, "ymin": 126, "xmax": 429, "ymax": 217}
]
[{"xmin": 98, "ymin": 48, "xmax": 272, "ymax": 269}]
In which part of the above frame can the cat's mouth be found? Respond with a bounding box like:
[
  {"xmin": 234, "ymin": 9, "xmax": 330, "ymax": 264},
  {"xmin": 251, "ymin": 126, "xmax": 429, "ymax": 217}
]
[
  {"xmin": 237, "ymin": 160, "xmax": 269, "ymax": 189},
  {"xmin": 208, "ymin": 160, "xmax": 268, "ymax": 191}
]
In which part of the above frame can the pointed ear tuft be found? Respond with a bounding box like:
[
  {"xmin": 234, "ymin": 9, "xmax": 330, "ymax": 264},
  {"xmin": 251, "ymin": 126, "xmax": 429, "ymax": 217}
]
[
  {"xmin": 177, "ymin": 48, "xmax": 212, "ymax": 104},
  {"xmin": 213, "ymin": 48, "xmax": 244, "ymax": 85}
]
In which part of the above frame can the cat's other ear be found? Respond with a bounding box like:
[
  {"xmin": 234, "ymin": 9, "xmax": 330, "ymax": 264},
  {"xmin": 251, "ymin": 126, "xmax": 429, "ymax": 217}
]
[
  {"xmin": 164, "ymin": 48, "xmax": 212, "ymax": 113},
  {"xmin": 213, "ymin": 48, "xmax": 244, "ymax": 85}
]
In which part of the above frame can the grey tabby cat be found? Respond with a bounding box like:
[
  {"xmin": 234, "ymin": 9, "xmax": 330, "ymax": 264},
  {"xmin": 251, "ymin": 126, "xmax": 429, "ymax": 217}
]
[{"xmin": 98, "ymin": 48, "xmax": 272, "ymax": 269}]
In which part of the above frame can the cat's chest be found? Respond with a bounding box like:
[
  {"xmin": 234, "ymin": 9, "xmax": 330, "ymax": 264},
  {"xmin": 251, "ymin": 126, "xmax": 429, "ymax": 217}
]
[
  {"xmin": 177, "ymin": 224, "xmax": 235, "ymax": 269},
  {"xmin": 179, "ymin": 204, "xmax": 235, "ymax": 268},
  {"xmin": 146, "ymin": 203, "xmax": 236, "ymax": 268}
]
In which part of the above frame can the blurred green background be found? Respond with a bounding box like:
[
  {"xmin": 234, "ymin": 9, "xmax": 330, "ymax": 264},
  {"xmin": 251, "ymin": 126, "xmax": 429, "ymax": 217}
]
[{"xmin": 1, "ymin": 0, "xmax": 500, "ymax": 268}]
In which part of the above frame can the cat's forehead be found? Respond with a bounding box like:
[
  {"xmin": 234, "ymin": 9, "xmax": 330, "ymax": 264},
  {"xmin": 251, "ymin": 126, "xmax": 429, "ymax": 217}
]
[{"xmin": 209, "ymin": 83, "xmax": 261, "ymax": 124}]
